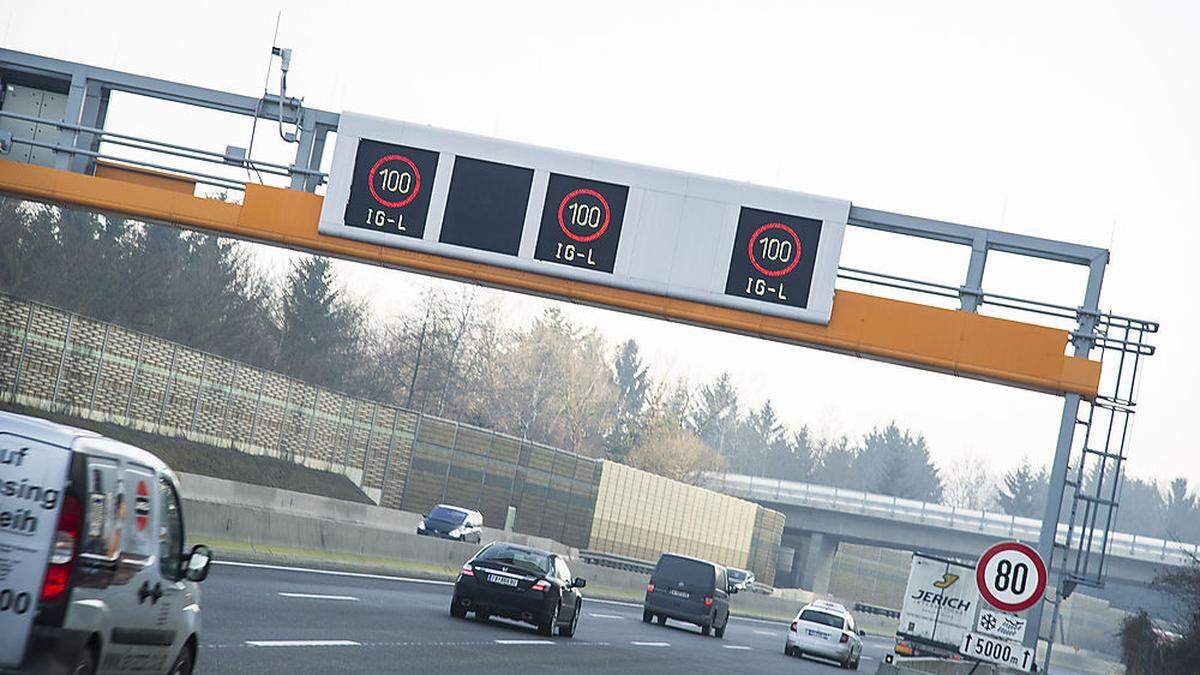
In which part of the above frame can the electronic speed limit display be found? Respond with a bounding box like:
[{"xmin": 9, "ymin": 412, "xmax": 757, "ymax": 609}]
[
  {"xmin": 320, "ymin": 113, "xmax": 850, "ymax": 326},
  {"xmin": 724, "ymin": 206, "xmax": 823, "ymax": 309},
  {"xmin": 343, "ymin": 139, "xmax": 440, "ymax": 239},
  {"xmin": 534, "ymin": 174, "xmax": 628, "ymax": 273}
]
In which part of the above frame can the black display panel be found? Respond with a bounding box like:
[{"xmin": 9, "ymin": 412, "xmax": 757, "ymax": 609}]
[
  {"xmin": 724, "ymin": 206, "xmax": 823, "ymax": 309},
  {"xmin": 534, "ymin": 173, "xmax": 628, "ymax": 273},
  {"xmin": 439, "ymin": 156, "xmax": 533, "ymax": 255},
  {"xmin": 343, "ymin": 139, "xmax": 440, "ymax": 238}
]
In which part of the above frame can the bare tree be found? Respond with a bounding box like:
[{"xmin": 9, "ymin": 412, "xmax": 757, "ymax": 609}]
[{"xmin": 941, "ymin": 452, "xmax": 996, "ymax": 510}]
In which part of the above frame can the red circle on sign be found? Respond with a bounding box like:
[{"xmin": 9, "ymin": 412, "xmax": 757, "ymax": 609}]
[
  {"xmin": 135, "ymin": 480, "xmax": 149, "ymax": 532},
  {"xmin": 368, "ymin": 154, "xmax": 421, "ymax": 208},
  {"xmin": 975, "ymin": 541, "xmax": 1047, "ymax": 613},
  {"xmin": 557, "ymin": 188, "xmax": 611, "ymax": 243},
  {"xmin": 747, "ymin": 222, "xmax": 802, "ymax": 278}
]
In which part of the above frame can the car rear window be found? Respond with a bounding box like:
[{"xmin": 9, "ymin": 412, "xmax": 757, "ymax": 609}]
[
  {"xmin": 428, "ymin": 506, "xmax": 468, "ymax": 523},
  {"xmin": 799, "ymin": 609, "xmax": 845, "ymax": 629},
  {"xmin": 654, "ymin": 556, "xmax": 715, "ymax": 587},
  {"xmin": 475, "ymin": 544, "xmax": 552, "ymax": 575}
]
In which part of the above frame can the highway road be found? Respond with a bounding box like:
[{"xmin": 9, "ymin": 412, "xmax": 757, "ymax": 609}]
[{"xmin": 197, "ymin": 561, "xmax": 895, "ymax": 674}]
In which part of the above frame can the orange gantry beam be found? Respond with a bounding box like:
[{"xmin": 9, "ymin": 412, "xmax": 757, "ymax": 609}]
[{"xmin": 0, "ymin": 159, "xmax": 1101, "ymax": 399}]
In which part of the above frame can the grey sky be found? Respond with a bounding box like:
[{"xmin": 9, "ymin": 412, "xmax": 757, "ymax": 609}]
[{"xmin": 5, "ymin": 1, "xmax": 1197, "ymax": 484}]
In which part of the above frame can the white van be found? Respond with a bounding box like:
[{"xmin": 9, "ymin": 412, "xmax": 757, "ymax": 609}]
[{"xmin": 0, "ymin": 411, "xmax": 211, "ymax": 675}]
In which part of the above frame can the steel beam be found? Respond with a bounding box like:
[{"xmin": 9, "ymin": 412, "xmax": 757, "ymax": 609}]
[{"xmin": 848, "ymin": 206, "xmax": 1108, "ymax": 267}]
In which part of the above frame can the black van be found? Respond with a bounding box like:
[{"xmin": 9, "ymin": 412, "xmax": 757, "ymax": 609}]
[{"xmin": 641, "ymin": 553, "xmax": 735, "ymax": 637}]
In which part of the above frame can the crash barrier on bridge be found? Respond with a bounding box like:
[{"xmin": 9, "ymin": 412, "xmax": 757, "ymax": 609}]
[
  {"xmin": 177, "ymin": 472, "xmax": 810, "ymax": 621},
  {"xmin": 0, "ymin": 291, "xmax": 783, "ymax": 583},
  {"xmin": 703, "ymin": 472, "xmax": 1200, "ymax": 567},
  {"xmin": 853, "ymin": 602, "xmax": 901, "ymax": 620}
]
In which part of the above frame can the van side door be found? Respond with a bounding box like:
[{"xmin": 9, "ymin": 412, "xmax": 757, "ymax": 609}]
[
  {"xmin": 153, "ymin": 474, "xmax": 194, "ymax": 670},
  {"xmin": 713, "ymin": 566, "xmax": 730, "ymax": 624},
  {"xmin": 96, "ymin": 461, "xmax": 175, "ymax": 674}
]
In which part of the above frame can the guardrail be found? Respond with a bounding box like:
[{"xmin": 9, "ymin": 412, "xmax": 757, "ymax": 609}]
[
  {"xmin": 577, "ymin": 550, "xmax": 778, "ymax": 595},
  {"xmin": 853, "ymin": 602, "xmax": 901, "ymax": 620},
  {"xmin": 578, "ymin": 550, "xmax": 655, "ymax": 575},
  {"xmin": 702, "ymin": 473, "xmax": 1199, "ymax": 567}
]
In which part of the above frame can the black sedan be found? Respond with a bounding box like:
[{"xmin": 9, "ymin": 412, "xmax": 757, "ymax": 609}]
[{"xmin": 451, "ymin": 542, "xmax": 586, "ymax": 637}]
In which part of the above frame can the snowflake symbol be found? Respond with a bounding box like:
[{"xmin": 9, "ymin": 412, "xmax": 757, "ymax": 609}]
[{"xmin": 981, "ymin": 614, "xmax": 998, "ymax": 631}]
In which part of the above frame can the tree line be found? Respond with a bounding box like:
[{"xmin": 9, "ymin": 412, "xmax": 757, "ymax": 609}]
[{"xmin": 2, "ymin": 199, "xmax": 1197, "ymax": 544}]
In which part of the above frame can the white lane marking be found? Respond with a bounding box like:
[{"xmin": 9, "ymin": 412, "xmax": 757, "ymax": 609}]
[
  {"xmin": 277, "ymin": 592, "xmax": 358, "ymax": 601},
  {"xmin": 215, "ymin": 560, "xmax": 453, "ymax": 586},
  {"xmin": 494, "ymin": 639, "xmax": 555, "ymax": 645},
  {"xmin": 245, "ymin": 640, "xmax": 360, "ymax": 647},
  {"xmin": 631, "ymin": 641, "xmax": 670, "ymax": 647},
  {"xmin": 752, "ymin": 629, "xmax": 778, "ymax": 636},
  {"xmin": 723, "ymin": 645, "xmax": 752, "ymax": 650},
  {"xmin": 587, "ymin": 612, "xmax": 624, "ymax": 619}
]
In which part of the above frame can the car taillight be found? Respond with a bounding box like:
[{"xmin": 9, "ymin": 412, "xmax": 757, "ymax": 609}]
[
  {"xmin": 531, "ymin": 580, "xmax": 550, "ymax": 592},
  {"xmin": 41, "ymin": 493, "xmax": 82, "ymax": 603},
  {"xmin": 703, "ymin": 595, "xmax": 713, "ymax": 607},
  {"xmin": 460, "ymin": 564, "xmax": 474, "ymax": 577},
  {"xmin": 646, "ymin": 583, "xmax": 655, "ymax": 593},
  {"xmin": 840, "ymin": 633, "xmax": 850, "ymax": 644},
  {"xmin": 790, "ymin": 620, "xmax": 798, "ymax": 631}
]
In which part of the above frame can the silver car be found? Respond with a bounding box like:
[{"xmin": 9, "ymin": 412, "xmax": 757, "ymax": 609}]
[{"xmin": 784, "ymin": 600, "xmax": 864, "ymax": 669}]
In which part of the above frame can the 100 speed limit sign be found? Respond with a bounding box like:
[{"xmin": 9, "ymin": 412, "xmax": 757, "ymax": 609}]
[{"xmin": 976, "ymin": 542, "xmax": 1047, "ymax": 613}]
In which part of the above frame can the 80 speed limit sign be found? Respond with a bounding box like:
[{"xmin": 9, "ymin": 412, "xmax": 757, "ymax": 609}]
[{"xmin": 976, "ymin": 541, "xmax": 1047, "ymax": 613}]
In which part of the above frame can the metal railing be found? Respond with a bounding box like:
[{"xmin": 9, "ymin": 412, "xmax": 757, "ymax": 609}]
[
  {"xmin": 0, "ymin": 109, "xmax": 326, "ymax": 192},
  {"xmin": 702, "ymin": 473, "xmax": 1197, "ymax": 567}
]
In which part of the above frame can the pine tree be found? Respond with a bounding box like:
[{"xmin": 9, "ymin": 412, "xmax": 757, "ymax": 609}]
[
  {"xmin": 277, "ymin": 256, "xmax": 366, "ymax": 390},
  {"xmin": 605, "ymin": 339, "xmax": 649, "ymax": 460},
  {"xmin": 995, "ymin": 459, "xmax": 1048, "ymax": 517}
]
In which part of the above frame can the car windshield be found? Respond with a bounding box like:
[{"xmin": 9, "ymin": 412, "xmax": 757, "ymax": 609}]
[
  {"xmin": 475, "ymin": 545, "xmax": 552, "ymax": 575},
  {"xmin": 655, "ymin": 556, "xmax": 714, "ymax": 587},
  {"xmin": 427, "ymin": 506, "xmax": 468, "ymax": 524},
  {"xmin": 799, "ymin": 610, "xmax": 845, "ymax": 630}
]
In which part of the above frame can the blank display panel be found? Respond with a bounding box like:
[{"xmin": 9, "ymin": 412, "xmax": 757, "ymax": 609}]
[{"xmin": 439, "ymin": 156, "xmax": 534, "ymax": 255}]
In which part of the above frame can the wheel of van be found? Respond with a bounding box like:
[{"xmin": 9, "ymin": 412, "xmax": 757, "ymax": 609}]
[
  {"xmin": 169, "ymin": 645, "xmax": 194, "ymax": 675},
  {"xmin": 474, "ymin": 610, "xmax": 490, "ymax": 622},
  {"xmin": 450, "ymin": 598, "xmax": 467, "ymax": 618},
  {"xmin": 714, "ymin": 621, "xmax": 726, "ymax": 639},
  {"xmin": 69, "ymin": 648, "xmax": 95, "ymax": 675},
  {"xmin": 701, "ymin": 622, "xmax": 711, "ymax": 637},
  {"xmin": 656, "ymin": 614, "xmax": 666, "ymax": 625},
  {"xmin": 849, "ymin": 654, "xmax": 860, "ymax": 671},
  {"xmin": 642, "ymin": 608, "xmax": 652, "ymax": 623}
]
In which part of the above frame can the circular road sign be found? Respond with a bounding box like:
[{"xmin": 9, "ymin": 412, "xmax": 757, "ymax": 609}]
[{"xmin": 976, "ymin": 541, "xmax": 1047, "ymax": 613}]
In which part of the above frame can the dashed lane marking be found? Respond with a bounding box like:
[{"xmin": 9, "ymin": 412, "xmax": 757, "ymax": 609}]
[
  {"xmin": 215, "ymin": 560, "xmax": 453, "ymax": 586},
  {"xmin": 588, "ymin": 612, "xmax": 624, "ymax": 619},
  {"xmin": 723, "ymin": 645, "xmax": 752, "ymax": 650},
  {"xmin": 494, "ymin": 639, "xmax": 555, "ymax": 645},
  {"xmin": 752, "ymin": 629, "xmax": 778, "ymax": 636},
  {"xmin": 631, "ymin": 641, "xmax": 671, "ymax": 647},
  {"xmin": 277, "ymin": 592, "xmax": 359, "ymax": 601},
  {"xmin": 245, "ymin": 640, "xmax": 361, "ymax": 647}
]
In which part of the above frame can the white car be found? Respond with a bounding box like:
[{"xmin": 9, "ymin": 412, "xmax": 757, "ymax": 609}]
[
  {"xmin": 1, "ymin": 411, "xmax": 212, "ymax": 675},
  {"xmin": 784, "ymin": 600, "xmax": 864, "ymax": 669}
]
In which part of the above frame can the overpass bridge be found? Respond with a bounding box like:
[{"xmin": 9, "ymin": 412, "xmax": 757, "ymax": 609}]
[{"xmin": 703, "ymin": 473, "xmax": 1196, "ymax": 603}]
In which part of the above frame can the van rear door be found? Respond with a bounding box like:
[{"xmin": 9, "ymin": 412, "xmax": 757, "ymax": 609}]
[
  {"xmin": 652, "ymin": 556, "xmax": 714, "ymax": 617},
  {"xmin": 0, "ymin": 430, "xmax": 71, "ymax": 670}
]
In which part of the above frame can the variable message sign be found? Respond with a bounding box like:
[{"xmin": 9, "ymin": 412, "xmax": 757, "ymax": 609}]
[{"xmin": 319, "ymin": 112, "xmax": 849, "ymax": 324}]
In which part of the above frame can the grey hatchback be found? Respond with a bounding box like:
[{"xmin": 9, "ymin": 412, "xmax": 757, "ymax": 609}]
[{"xmin": 642, "ymin": 553, "xmax": 735, "ymax": 637}]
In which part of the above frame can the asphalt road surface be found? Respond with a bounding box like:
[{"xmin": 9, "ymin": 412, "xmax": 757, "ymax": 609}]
[{"xmin": 197, "ymin": 561, "xmax": 896, "ymax": 674}]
